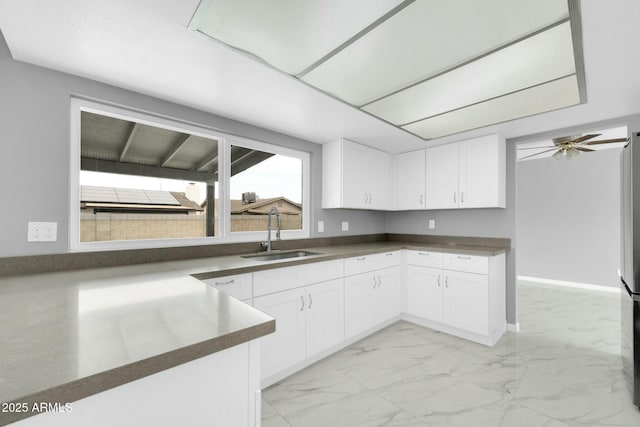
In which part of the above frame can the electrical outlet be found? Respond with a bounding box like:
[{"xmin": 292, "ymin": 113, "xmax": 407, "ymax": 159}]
[
  {"xmin": 317, "ymin": 221, "xmax": 324, "ymax": 233},
  {"xmin": 341, "ymin": 221, "xmax": 349, "ymax": 232},
  {"xmin": 28, "ymin": 221, "xmax": 57, "ymax": 242},
  {"xmin": 428, "ymin": 219, "xmax": 435, "ymax": 229}
]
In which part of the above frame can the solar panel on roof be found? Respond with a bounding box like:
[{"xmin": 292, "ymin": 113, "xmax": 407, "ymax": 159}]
[
  {"xmin": 145, "ymin": 190, "xmax": 180, "ymax": 205},
  {"xmin": 80, "ymin": 186, "xmax": 179, "ymax": 205}
]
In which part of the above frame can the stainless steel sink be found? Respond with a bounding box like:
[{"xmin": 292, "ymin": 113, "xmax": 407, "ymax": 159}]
[{"xmin": 241, "ymin": 250, "xmax": 321, "ymax": 262}]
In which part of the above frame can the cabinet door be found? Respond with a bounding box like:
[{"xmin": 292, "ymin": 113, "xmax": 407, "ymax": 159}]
[
  {"xmin": 459, "ymin": 134, "xmax": 505, "ymax": 208},
  {"xmin": 305, "ymin": 279, "xmax": 345, "ymax": 357},
  {"xmin": 426, "ymin": 143, "xmax": 459, "ymax": 209},
  {"xmin": 443, "ymin": 270, "xmax": 489, "ymax": 335},
  {"xmin": 344, "ymin": 273, "xmax": 377, "ymax": 339},
  {"xmin": 342, "ymin": 141, "xmax": 374, "ymax": 208},
  {"xmin": 395, "ymin": 150, "xmax": 426, "ymax": 210},
  {"xmin": 342, "ymin": 140, "xmax": 389, "ymax": 209},
  {"xmin": 376, "ymin": 266, "xmax": 402, "ymax": 321},
  {"xmin": 405, "ymin": 265, "xmax": 443, "ymax": 322},
  {"xmin": 254, "ymin": 289, "xmax": 306, "ymax": 379},
  {"xmin": 366, "ymin": 147, "xmax": 390, "ymax": 210}
]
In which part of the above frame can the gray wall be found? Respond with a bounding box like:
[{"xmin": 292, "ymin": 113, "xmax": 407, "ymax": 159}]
[
  {"xmin": 386, "ymin": 143, "xmax": 517, "ymax": 324},
  {"xmin": 516, "ymin": 147, "xmax": 622, "ymax": 288},
  {"xmin": 0, "ymin": 31, "xmax": 386, "ymax": 258}
]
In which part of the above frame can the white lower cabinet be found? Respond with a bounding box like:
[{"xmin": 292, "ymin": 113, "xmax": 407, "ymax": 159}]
[
  {"xmin": 254, "ymin": 275, "xmax": 344, "ymax": 382},
  {"xmin": 344, "ymin": 252, "xmax": 402, "ymax": 339},
  {"xmin": 250, "ymin": 248, "xmax": 504, "ymax": 385},
  {"xmin": 406, "ymin": 265, "xmax": 443, "ymax": 322},
  {"xmin": 305, "ymin": 280, "xmax": 345, "ymax": 356},
  {"xmin": 254, "ymin": 287, "xmax": 306, "ymax": 379},
  {"xmin": 405, "ymin": 250, "xmax": 505, "ymax": 345},
  {"xmin": 443, "ymin": 270, "xmax": 489, "ymax": 335}
]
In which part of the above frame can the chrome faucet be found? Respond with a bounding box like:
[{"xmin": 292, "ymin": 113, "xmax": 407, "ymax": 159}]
[{"xmin": 261, "ymin": 207, "xmax": 281, "ymax": 251}]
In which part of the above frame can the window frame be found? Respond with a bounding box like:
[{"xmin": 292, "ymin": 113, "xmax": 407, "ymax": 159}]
[{"xmin": 70, "ymin": 97, "xmax": 310, "ymax": 251}]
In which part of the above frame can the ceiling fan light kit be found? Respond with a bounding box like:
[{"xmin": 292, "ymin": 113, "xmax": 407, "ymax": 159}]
[{"xmin": 518, "ymin": 133, "xmax": 629, "ymax": 161}]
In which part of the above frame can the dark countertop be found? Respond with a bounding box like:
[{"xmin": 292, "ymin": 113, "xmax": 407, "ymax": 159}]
[{"xmin": 0, "ymin": 238, "xmax": 507, "ymax": 425}]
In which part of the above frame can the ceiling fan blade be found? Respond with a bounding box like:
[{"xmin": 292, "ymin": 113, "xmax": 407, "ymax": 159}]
[
  {"xmin": 517, "ymin": 145, "xmax": 556, "ymax": 150},
  {"xmin": 570, "ymin": 134, "xmax": 601, "ymax": 144},
  {"xmin": 552, "ymin": 150, "xmax": 564, "ymax": 159},
  {"xmin": 519, "ymin": 148, "xmax": 559, "ymax": 160},
  {"xmin": 583, "ymin": 137, "xmax": 630, "ymax": 145},
  {"xmin": 574, "ymin": 146, "xmax": 594, "ymax": 152}
]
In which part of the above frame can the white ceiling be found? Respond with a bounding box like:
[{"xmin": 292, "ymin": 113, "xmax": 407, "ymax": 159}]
[{"xmin": 0, "ymin": 0, "xmax": 639, "ymax": 154}]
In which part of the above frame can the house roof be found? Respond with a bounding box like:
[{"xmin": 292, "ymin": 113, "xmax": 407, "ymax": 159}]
[
  {"xmin": 230, "ymin": 197, "xmax": 301, "ymax": 215},
  {"xmin": 80, "ymin": 185, "xmax": 203, "ymax": 213}
]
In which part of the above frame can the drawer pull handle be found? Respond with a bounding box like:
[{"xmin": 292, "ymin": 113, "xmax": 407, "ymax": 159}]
[
  {"xmin": 437, "ymin": 275, "xmax": 441, "ymax": 286},
  {"xmin": 457, "ymin": 256, "xmax": 472, "ymax": 260},
  {"xmin": 214, "ymin": 279, "xmax": 235, "ymax": 286},
  {"xmin": 418, "ymin": 252, "xmax": 429, "ymax": 256},
  {"xmin": 308, "ymin": 294, "xmax": 313, "ymax": 309},
  {"xmin": 445, "ymin": 276, "xmax": 449, "ymax": 287},
  {"xmin": 357, "ymin": 257, "xmax": 366, "ymax": 261},
  {"xmin": 372, "ymin": 277, "xmax": 377, "ymax": 289},
  {"xmin": 386, "ymin": 253, "xmax": 393, "ymax": 256},
  {"xmin": 300, "ymin": 296, "xmax": 305, "ymax": 311}
]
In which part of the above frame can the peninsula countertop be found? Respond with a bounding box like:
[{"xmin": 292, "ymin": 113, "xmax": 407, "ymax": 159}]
[{"xmin": 0, "ymin": 239, "xmax": 508, "ymax": 425}]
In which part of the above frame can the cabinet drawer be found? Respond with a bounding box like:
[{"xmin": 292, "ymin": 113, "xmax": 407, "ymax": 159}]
[
  {"xmin": 203, "ymin": 273, "xmax": 252, "ymax": 301},
  {"xmin": 253, "ymin": 265, "xmax": 305, "ymax": 297},
  {"xmin": 406, "ymin": 250, "xmax": 443, "ymax": 268},
  {"xmin": 304, "ymin": 259, "xmax": 344, "ymax": 284},
  {"xmin": 443, "ymin": 253, "xmax": 488, "ymax": 274},
  {"xmin": 344, "ymin": 251, "xmax": 399, "ymax": 276}
]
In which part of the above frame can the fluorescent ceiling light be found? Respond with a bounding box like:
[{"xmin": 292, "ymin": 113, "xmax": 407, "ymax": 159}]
[
  {"xmin": 363, "ymin": 22, "xmax": 575, "ymax": 125},
  {"xmin": 403, "ymin": 75, "xmax": 581, "ymax": 139},
  {"xmin": 192, "ymin": 0, "xmax": 405, "ymax": 75},
  {"xmin": 191, "ymin": 0, "xmax": 584, "ymax": 141},
  {"xmin": 302, "ymin": 0, "xmax": 569, "ymax": 106}
]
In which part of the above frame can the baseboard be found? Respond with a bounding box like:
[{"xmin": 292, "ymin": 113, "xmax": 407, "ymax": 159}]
[
  {"xmin": 517, "ymin": 275, "xmax": 620, "ymax": 294},
  {"xmin": 506, "ymin": 322, "xmax": 520, "ymax": 333}
]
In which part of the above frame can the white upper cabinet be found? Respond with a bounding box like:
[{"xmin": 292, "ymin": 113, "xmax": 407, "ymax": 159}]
[
  {"xmin": 393, "ymin": 149, "xmax": 426, "ymax": 210},
  {"xmin": 322, "ymin": 139, "xmax": 390, "ymax": 209},
  {"xmin": 425, "ymin": 142, "xmax": 459, "ymax": 210},
  {"xmin": 459, "ymin": 134, "xmax": 506, "ymax": 208},
  {"xmin": 426, "ymin": 134, "xmax": 505, "ymax": 210}
]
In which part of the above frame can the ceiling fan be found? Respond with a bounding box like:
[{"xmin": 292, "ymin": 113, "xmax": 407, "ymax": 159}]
[{"xmin": 518, "ymin": 134, "xmax": 629, "ymax": 160}]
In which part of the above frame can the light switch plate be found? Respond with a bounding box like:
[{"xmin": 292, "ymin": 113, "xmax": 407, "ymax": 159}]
[
  {"xmin": 317, "ymin": 221, "xmax": 324, "ymax": 233},
  {"xmin": 428, "ymin": 220, "xmax": 435, "ymax": 229},
  {"xmin": 341, "ymin": 221, "xmax": 349, "ymax": 231},
  {"xmin": 28, "ymin": 221, "xmax": 58, "ymax": 242}
]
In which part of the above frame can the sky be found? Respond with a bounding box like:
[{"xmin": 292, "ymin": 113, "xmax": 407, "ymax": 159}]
[{"xmin": 80, "ymin": 154, "xmax": 302, "ymax": 204}]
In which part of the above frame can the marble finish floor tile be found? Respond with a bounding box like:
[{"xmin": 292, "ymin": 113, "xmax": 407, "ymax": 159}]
[{"xmin": 263, "ymin": 282, "xmax": 640, "ymax": 426}]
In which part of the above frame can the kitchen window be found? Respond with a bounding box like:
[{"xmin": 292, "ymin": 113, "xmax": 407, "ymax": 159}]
[{"xmin": 70, "ymin": 98, "xmax": 310, "ymax": 250}]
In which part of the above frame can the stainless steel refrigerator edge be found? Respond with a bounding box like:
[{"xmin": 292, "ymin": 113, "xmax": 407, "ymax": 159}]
[{"xmin": 621, "ymin": 131, "xmax": 640, "ymax": 408}]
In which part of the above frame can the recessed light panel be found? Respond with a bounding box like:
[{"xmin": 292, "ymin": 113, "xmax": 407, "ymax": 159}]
[
  {"xmin": 302, "ymin": 0, "xmax": 569, "ymax": 106},
  {"xmin": 403, "ymin": 75, "xmax": 581, "ymax": 139},
  {"xmin": 363, "ymin": 22, "xmax": 575, "ymax": 125},
  {"xmin": 192, "ymin": 0, "xmax": 404, "ymax": 75}
]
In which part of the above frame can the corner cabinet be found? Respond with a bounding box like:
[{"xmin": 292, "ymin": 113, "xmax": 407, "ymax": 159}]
[
  {"xmin": 425, "ymin": 134, "xmax": 506, "ymax": 210},
  {"xmin": 322, "ymin": 138, "xmax": 390, "ymax": 209}
]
